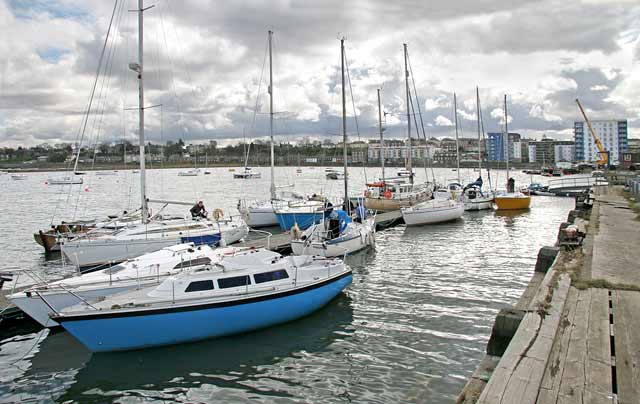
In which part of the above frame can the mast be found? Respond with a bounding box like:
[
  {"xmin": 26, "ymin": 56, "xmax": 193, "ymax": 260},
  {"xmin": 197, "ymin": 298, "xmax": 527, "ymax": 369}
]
[
  {"xmin": 268, "ymin": 30, "xmax": 276, "ymax": 200},
  {"xmin": 504, "ymin": 94, "xmax": 509, "ymax": 186},
  {"xmin": 476, "ymin": 86, "xmax": 481, "ymax": 172},
  {"xmin": 377, "ymin": 88, "xmax": 385, "ymax": 180},
  {"xmin": 341, "ymin": 38, "xmax": 349, "ymax": 214},
  {"xmin": 453, "ymin": 92, "xmax": 460, "ymax": 184},
  {"xmin": 404, "ymin": 43, "xmax": 413, "ymax": 184},
  {"xmin": 130, "ymin": 0, "xmax": 150, "ymax": 222}
]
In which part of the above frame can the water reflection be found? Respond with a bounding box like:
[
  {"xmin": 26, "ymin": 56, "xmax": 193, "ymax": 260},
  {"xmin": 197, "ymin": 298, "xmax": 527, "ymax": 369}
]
[{"xmin": 57, "ymin": 295, "xmax": 354, "ymax": 402}]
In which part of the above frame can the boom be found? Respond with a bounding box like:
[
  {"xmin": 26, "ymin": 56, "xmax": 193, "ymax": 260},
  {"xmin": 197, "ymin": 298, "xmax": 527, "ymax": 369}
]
[{"xmin": 575, "ymin": 98, "xmax": 608, "ymax": 166}]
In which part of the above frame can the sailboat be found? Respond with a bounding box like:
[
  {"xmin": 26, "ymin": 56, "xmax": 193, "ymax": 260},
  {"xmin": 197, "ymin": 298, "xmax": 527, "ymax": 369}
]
[
  {"xmin": 178, "ymin": 145, "xmax": 201, "ymax": 176},
  {"xmin": 51, "ymin": 248, "xmax": 351, "ymax": 352},
  {"xmin": 290, "ymin": 38, "xmax": 375, "ymax": 257},
  {"xmin": 493, "ymin": 94, "xmax": 531, "ymax": 210},
  {"xmin": 363, "ymin": 47, "xmax": 434, "ymax": 212},
  {"xmin": 401, "ymin": 88, "xmax": 464, "ymax": 226},
  {"xmin": 462, "ymin": 87, "xmax": 494, "ymax": 210},
  {"xmin": 60, "ymin": 1, "xmax": 248, "ymax": 271},
  {"xmin": 238, "ymin": 31, "xmax": 321, "ymax": 228},
  {"xmin": 233, "ymin": 130, "xmax": 261, "ymax": 179}
]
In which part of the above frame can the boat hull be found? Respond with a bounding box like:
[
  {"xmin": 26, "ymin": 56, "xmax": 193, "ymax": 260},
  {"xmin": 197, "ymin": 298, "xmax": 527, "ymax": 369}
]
[
  {"xmin": 463, "ymin": 196, "xmax": 494, "ymax": 211},
  {"xmin": 276, "ymin": 212, "xmax": 324, "ymax": 231},
  {"xmin": 364, "ymin": 194, "xmax": 429, "ymax": 212},
  {"xmin": 402, "ymin": 203, "xmax": 464, "ymax": 226},
  {"xmin": 10, "ymin": 284, "xmax": 139, "ymax": 327},
  {"xmin": 291, "ymin": 226, "xmax": 374, "ymax": 258},
  {"xmin": 56, "ymin": 273, "xmax": 352, "ymax": 352},
  {"xmin": 242, "ymin": 206, "xmax": 279, "ymax": 228},
  {"xmin": 62, "ymin": 228, "xmax": 246, "ymax": 270},
  {"xmin": 493, "ymin": 196, "xmax": 531, "ymax": 210}
]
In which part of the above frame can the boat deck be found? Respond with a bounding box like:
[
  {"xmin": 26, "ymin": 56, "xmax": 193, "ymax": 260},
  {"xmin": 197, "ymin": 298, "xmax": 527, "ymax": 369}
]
[{"xmin": 236, "ymin": 210, "xmax": 404, "ymax": 252}]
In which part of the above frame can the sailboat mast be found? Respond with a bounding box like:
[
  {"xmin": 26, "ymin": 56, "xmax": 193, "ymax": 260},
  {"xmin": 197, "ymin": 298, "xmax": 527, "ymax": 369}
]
[
  {"xmin": 504, "ymin": 94, "xmax": 509, "ymax": 184},
  {"xmin": 404, "ymin": 43, "xmax": 413, "ymax": 184},
  {"xmin": 476, "ymin": 86, "xmax": 481, "ymax": 172},
  {"xmin": 341, "ymin": 38, "xmax": 349, "ymax": 214},
  {"xmin": 453, "ymin": 92, "xmax": 460, "ymax": 184},
  {"xmin": 136, "ymin": 0, "xmax": 148, "ymax": 222},
  {"xmin": 377, "ymin": 88, "xmax": 385, "ymax": 180},
  {"xmin": 268, "ymin": 30, "xmax": 276, "ymax": 200}
]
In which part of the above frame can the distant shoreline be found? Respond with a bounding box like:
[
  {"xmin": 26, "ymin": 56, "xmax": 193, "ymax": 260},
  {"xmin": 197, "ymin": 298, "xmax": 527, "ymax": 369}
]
[{"xmin": 2, "ymin": 162, "xmax": 547, "ymax": 173}]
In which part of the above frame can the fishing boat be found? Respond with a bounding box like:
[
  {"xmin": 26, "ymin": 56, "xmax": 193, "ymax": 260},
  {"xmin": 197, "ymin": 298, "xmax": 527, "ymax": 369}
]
[
  {"xmin": 493, "ymin": 94, "xmax": 531, "ymax": 211},
  {"xmin": 59, "ymin": 5, "xmax": 248, "ymax": 271},
  {"xmin": 46, "ymin": 176, "xmax": 83, "ymax": 185},
  {"xmin": 290, "ymin": 39, "xmax": 375, "ymax": 258},
  {"xmin": 52, "ymin": 248, "xmax": 351, "ymax": 352},
  {"xmin": 461, "ymin": 87, "xmax": 494, "ymax": 211},
  {"xmin": 401, "ymin": 198, "xmax": 465, "ymax": 225},
  {"xmin": 363, "ymin": 45, "xmax": 434, "ymax": 212},
  {"xmin": 9, "ymin": 243, "xmax": 239, "ymax": 327}
]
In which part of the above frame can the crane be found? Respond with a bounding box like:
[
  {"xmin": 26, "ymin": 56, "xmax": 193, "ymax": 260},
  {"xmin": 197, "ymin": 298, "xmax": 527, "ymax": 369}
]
[{"xmin": 575, "ymin": 98, "xmax": 609, "ymax": 167}]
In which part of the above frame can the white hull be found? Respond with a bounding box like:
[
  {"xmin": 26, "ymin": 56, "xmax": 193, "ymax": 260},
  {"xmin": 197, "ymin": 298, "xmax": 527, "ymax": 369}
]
[
  {"xmin": 402, "ymin": 200, "xmax": 464, "ymax": 226},
  {"xmin": 47, "ymin": 177, "xmax": 83, "ymax": 185},
  {"xmin": 244, "ymin": 209, "xmax": 278, "ymax": 228},
  {"xmin": 11, "ymin": 284, "xmax": 137, "ymax": 327},
  {"xmin": 61, "ymin": 224, "xmax": 247, "ymax": 269},
  {"xmin": 463, "ymin": 199, "xmax": 493, "ymax": 211},
  {"xmin": 11, "ymin": 243, "xmax": 239, "ymax": 327},
  {"xmin": 291, "ymin": 220, "xmax": 375, "ymax": 258}
]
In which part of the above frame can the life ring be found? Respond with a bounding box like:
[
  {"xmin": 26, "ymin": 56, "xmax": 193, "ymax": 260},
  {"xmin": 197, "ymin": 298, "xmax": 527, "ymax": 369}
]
[
  {"xmin": 383, "ymin": 190, "xmax": 392, "ymax": 199},
  {"xmin": 213, "ymin": 208, "xmax": 224, "ymax": 220}
]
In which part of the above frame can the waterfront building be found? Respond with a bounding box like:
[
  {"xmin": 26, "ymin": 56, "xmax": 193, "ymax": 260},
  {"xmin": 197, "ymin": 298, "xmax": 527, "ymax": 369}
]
[
  {"xmin": 487, "ymin": 132, "xmax": 521, "ymax": 161},
  {"xmin": 574, "ymin": 119, "xmax": 628, "ymax": 165}
]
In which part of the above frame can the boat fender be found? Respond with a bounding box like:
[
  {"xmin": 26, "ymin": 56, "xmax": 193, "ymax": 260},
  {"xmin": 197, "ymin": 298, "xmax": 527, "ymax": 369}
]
[
  {"xmin": 213, "ymin": 208, "xmax": 224, "ymax": 221},
  {"xmin": 364, "ymin": 190, "xmax": 370, "ymax": 197},
  {"xmin": 383, "ymin": 190, "xmax": 392, "ymax": 199},
  {"xmin": 290, "ymin": 223, "xmax": 302, "ymax": 240}
]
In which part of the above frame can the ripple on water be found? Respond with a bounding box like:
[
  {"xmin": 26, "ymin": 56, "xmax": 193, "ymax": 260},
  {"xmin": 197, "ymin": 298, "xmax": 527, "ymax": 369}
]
[{"xmin": 0, "ymin": 168, "xmax": 575, "ymax": 403}]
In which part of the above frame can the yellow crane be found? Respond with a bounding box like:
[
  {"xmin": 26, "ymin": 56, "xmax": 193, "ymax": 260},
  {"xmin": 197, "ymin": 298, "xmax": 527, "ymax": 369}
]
[{"xmin": 575, "ymin": 98, "xmax": 609, "ymax": 167}]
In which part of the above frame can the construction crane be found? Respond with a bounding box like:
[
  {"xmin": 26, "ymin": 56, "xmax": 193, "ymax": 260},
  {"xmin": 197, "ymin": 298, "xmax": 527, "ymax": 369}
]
[{"xmin": 575, "ymin": 98, "xmax": 609, "ymax": 167}]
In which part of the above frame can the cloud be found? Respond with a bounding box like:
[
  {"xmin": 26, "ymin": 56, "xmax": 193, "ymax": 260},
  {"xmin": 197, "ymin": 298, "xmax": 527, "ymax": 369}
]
[
  {"xmin": 434, "ymin": 115, "xmax": 453, "ymax": 126},
  {"xmin": 0, "ymin": 0, "xmax": 638, "ymax": 147}
]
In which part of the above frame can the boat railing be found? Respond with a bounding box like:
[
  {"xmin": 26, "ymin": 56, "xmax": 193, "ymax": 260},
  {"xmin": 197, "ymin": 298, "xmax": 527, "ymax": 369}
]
[{"xmin": 246, "ymin": 228, "xmax": 273, "ymax": 250}]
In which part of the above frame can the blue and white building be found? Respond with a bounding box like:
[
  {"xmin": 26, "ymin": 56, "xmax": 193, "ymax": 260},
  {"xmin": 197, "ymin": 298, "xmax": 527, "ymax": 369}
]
[
  {"xmin": 487, "ymin": 132, "xmax": 521, "ymax": 161},
  {"xmin": 574, "ymin": 120, "xmax": 628, "ymax": 165}
]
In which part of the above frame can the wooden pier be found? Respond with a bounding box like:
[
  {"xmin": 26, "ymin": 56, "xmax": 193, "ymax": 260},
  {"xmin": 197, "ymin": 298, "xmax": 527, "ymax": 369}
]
[{"xmin": 458, "ymin": 186, "xmax": 640, "ymax": 404}]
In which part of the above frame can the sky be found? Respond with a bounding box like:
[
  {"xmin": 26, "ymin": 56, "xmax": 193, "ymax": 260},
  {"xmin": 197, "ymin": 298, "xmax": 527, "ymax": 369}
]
[{"xmin": 0, "ymin": 0, "xmax": 639, "ymax": 148}]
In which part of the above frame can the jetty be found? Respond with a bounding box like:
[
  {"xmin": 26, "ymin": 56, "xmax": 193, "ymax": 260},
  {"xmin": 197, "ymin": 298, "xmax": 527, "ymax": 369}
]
[{"xmin": 458, "ymin": 184, "xmax": 640, "ymax": 404}]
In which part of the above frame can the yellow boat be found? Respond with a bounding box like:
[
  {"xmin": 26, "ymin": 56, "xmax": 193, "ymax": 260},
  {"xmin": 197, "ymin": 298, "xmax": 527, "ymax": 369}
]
[{"xmin": 493, "ymin": 193, "xmax": 531, "ymax": 210}]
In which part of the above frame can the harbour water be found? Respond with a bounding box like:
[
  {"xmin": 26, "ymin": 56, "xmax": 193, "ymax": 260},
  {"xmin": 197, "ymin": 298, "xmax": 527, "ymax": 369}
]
[{"xmin": 0, "ymin": 167, "xmax": 574, "ymax": 403}]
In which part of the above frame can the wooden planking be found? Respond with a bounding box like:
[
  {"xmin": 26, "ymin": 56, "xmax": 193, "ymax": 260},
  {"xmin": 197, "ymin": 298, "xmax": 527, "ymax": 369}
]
[
  {"xmin": 539, "ymin": 288, "xmax": 614, "ymax": 404},
  {"xmin": 612, "ymin": 290, "xmax": 640, "ymax": 403},
  {"xmin": 538, "ymin": 287, "xmax": 580, "ymax": 403},
  {"xmin": 477, "ymin": 272, "xmax": 572, "ymax": 404}
]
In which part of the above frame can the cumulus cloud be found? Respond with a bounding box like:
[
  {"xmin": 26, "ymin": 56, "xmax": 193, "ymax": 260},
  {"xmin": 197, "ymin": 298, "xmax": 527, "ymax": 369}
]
[{"xmin": 0, "ymin": 0, "xmax": 638, "ymax": 147}]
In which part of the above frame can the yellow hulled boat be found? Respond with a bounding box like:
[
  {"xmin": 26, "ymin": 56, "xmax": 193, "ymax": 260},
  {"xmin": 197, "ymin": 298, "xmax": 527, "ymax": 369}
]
[{"xmin": 493, "ymin": 192, "xmax": 531, "ymax": 210}]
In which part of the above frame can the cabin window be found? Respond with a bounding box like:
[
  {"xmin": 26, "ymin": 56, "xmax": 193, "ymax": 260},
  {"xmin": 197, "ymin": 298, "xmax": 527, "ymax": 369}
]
[
  {"xmin": 217, "ymin": 275, "xmax": 251, "ymax": 289},
  {"xmin": 173, "ymin": 257, "xmax": 212, "ymax": 269},
  {"xmin": 254, "ymin": 269, "xmax": 290, "ymax": 284},
  {"xmin": 185, "ymin": 280, "xmax": 214, "ymax": 292}
]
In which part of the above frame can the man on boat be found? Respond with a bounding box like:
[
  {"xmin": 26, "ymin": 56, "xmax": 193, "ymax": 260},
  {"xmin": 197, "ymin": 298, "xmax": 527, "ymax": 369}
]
[
  {"xmin": 507, "ymin": 177, "xmax": 515, "ymax": 193},
  {"xmin": 190, "ymin": 201, "xmax": 207, "ymax": 219}
]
